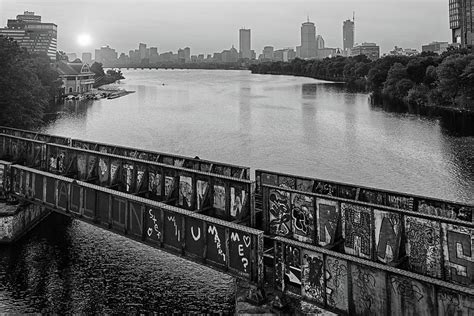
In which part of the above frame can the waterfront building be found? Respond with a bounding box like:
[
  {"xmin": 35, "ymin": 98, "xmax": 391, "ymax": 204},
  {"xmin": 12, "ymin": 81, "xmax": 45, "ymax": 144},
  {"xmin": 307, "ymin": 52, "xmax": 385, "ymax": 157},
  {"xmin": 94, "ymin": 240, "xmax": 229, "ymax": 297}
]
[
  {"xmin": 94, "ymin": 45, "xmax": 118, "ymax": 65},
  {"xmin": 221, "ymin": 46, "xmax": 239, "ymax": 63},
  {"xmin": 316, "ymin": 35, "xmax": 325, "ymax": 49},
  {"xmin": 421, "ymin": 41, "xmax": 449, "ymax": 54},
  {"xmin": 343, "ymin": 17, "xmax": 355, "ymax": 55},
  {"xmin": 149, "ymin": 47, "xmax": 159, "ymax": 63},
  {"xmin": 239, "ymin": 28, "xmax": 252, "ymax": 59},
  {"xmin": 300, "ymin": 19, "xmax": 317, "ymax": 59},
  {"xmin": 274, "ymin": 48, "xmax": 297, "ymax": 62},
  {"xmin": 139, "ymin": 43, "xmax": 147, "ymax": 60},
  {"xmin": 316, "ymin": 48, "xmax": 337, "ymax": 59},
  {"xmin": 350, "ymin": 42, "xmax": 380, "ymax": 60},
  {"xmin": 262, "ymin": 46, "xmax": 274, "ymax": 61},
  {"xmin": 82, "ymin": 52, "xmax": 92, "ymax": 64},
  {"xmin": 55, "ymin": 60, "xmax": 95, "ymax": 94},
  {"xmin": 388, "ymin": 46, "xmax": 419, "ymax": 56},
  {"xmin": 449, "ymin": 0, "xmax": 474, "ymax": 49},
  {"xmin": 0, "ymin": 11, "xmax": 57, "ymax": 60},
  {"xmin": 178, "ymin": 47, "xmax": 191, "ymax": 63}
]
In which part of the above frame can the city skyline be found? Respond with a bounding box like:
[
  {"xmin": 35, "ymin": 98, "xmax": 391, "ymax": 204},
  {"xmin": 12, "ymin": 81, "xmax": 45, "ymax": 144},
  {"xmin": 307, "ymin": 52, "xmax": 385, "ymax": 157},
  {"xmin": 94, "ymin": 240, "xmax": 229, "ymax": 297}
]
[{"xmin": 1, "ymin": 0, "xmax": 451, "ymax": 56}]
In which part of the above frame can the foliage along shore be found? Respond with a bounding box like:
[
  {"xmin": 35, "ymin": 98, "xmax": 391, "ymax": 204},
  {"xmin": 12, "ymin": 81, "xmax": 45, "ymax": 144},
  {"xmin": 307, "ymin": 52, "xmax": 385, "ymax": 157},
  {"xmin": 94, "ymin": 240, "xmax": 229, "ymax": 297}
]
[{"xmin": 249, "ymin": 50, "xmax": 474, "ymax": 135}]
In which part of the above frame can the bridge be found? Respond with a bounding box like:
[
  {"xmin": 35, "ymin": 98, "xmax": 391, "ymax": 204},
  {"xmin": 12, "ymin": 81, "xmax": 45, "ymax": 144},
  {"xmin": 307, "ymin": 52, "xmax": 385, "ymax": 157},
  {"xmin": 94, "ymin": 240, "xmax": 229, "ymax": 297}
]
[{"xmin": 0, "ymin": 126, "xmax": 472, "ymax": 315}]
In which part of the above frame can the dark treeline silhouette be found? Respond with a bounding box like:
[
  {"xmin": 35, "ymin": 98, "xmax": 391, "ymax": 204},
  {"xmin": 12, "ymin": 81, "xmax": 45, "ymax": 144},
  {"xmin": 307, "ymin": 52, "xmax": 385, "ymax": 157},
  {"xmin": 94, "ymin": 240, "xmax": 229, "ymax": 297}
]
[
  {"xmin": 249, "ymin": 49, "xmax": 474, "ymax": 112},
  {"xmin": 0, "ymin": 36, "xmax": 62, "ymax": 129},
  {"xmin": 90, "ymin": 62, "xmax": 125, "ymax": 87}
]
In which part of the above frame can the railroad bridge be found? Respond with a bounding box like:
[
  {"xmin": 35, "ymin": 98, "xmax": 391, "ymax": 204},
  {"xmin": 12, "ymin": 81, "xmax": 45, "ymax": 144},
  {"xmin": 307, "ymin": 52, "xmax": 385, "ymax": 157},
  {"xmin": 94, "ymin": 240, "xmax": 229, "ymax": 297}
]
[{"xmin": 0, "ymin": 126, "xmax": 472, "ymax": 315}]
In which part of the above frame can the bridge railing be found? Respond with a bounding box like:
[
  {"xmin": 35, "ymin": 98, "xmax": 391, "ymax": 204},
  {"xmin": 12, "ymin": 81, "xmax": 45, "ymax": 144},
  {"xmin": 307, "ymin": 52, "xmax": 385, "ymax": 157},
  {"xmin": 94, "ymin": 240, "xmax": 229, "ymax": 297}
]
[
  {"xmin": 0, "ymin": 134, "xmax": 255, "ymax": 224},
  {"xmin": 8, "ymin": 164, "xmax": 264, "ymax": 286},
  {"xmin": 260, "ymin": 183, "xmax": 473, "ymax": 284},
  {"xmin": 0, "ymin": 126, "xmax": 250, "ymax": 179},
  {"xmin": 273, "ymin": 236, "xmax": 473, "ymax": 315}
]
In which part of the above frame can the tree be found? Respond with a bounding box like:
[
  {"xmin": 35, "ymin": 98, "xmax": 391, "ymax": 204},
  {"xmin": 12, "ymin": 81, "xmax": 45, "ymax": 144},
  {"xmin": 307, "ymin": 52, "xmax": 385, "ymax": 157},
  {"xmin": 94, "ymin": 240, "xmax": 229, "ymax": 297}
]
[
  {"xmin": 90, "ymin": 61, "xmax": 106, "ymax": 77},
  {"xmin": 0, "ymin": 36, "xmax": 55, "ymax": 128}
]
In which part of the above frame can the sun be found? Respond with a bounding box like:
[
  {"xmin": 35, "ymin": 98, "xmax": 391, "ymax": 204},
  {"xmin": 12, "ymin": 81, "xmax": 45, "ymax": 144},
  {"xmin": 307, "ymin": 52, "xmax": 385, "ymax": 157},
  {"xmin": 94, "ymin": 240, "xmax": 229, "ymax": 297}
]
[{"xmin": 77, "ymin": 33, "xmax": 92, "ymax": 47}]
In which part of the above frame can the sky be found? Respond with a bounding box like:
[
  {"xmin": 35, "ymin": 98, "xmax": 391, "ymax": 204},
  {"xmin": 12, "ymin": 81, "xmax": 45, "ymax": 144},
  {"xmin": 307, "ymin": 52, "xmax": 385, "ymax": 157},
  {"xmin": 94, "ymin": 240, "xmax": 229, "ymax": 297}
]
[{"xmin": 0, "ymin": 0, "xmax": 451, "ymax": 56}]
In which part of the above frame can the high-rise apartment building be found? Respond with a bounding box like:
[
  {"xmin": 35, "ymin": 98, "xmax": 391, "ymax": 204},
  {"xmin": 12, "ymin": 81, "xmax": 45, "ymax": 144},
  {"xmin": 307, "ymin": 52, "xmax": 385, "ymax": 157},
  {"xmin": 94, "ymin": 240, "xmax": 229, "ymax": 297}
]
[
  {"xmin": 316, "ymin": 35, "xmax": 325, "ymax": 49},
  {"xmin": 239, "ymin": 28, "xmax": 251, "ymax": 59},
  {"xmin": 0, "ymin": 11, "xmax": 57, "ymax": 60},
  {"xmin": 94, "ymin": 45, "xmax": 118, "ymax": 65},
  {"xmin": 300, "ymin": 19, "xmax": 317, "ymax": 59},
  {"xmin": 449, "ymin": 0, "xmax": 474, "ymax": 48},
  {"xmin": 343, "ymin": 17, "xmax": 355, "ymax": 53}
]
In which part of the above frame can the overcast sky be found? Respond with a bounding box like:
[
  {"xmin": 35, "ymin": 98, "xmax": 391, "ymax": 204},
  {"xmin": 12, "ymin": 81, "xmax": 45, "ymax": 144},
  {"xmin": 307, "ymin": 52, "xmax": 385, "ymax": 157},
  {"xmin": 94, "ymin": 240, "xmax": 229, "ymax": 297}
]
[{"xmin": 0, "ymin": 0, "xmax": 450, "ymax": 56}]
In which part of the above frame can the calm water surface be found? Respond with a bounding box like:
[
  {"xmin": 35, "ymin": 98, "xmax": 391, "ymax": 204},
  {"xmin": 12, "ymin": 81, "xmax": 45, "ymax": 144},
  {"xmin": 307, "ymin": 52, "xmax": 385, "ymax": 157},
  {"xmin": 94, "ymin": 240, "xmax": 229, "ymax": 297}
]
[{"xmin": 1, "ymin": 69, "xmax": 473, "ymax": 313}]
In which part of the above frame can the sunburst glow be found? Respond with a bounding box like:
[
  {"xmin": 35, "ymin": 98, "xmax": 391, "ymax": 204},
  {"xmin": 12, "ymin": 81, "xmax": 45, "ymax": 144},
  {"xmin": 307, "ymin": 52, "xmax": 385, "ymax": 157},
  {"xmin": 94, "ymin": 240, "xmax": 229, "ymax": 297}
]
[{"xmin": 77, "ymin": 33, "xmax": 92, "ymax": 47}]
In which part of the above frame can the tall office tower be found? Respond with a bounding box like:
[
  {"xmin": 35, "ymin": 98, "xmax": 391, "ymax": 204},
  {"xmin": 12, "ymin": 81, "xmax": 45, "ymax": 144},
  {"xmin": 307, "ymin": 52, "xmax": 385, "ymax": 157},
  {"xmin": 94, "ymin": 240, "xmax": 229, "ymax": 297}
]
[
  {"xmin": 139, "ymin": 43, "xmax": 147, "ymax": 60},
  {"xmin": 300, "ymin": 18, "xmax": 317, "ymax": 59},
  {"xmin": 343, "ymin": 15, "xmax": 355, "ymax": 53},
  {"xmin": 449, "ymin": 0, "xmax": 474, "ymax": 49},
  {"xmin": 239, "ymin": 28, "xmax": 251, "ymax": 59},
  {"xmin": 316, "ymin": 35, "xmax": 325, "ymax": 49},
  {"xmin": 0, "ymin": 11, "xmax": 57, "ymax": 60}
]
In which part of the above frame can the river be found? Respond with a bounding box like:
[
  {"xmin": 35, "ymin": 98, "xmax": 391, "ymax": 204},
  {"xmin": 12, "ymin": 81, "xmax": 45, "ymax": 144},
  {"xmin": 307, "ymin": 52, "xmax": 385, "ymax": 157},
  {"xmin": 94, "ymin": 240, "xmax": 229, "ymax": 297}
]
[{"xmin": 1, "ymin": 69, "xmax": 473, "ymax": 313}]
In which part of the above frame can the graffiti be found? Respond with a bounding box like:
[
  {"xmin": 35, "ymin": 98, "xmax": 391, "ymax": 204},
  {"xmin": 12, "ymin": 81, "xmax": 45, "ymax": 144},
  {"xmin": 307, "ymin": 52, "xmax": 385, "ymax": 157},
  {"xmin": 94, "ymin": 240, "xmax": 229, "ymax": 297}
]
[
  {"xmin": 123, "ymin": 164, "xmax": 133, "ymax": 192},
  {"xmin": 315, "ymin": 181, "xmax": 336, "ymax": 196},
  {"xmin": 301, "ymin": 250, "xmax": 324, "ymax": 302},
  {"xmin": 418, "ymin": 199, "xmax": 472, "ymax": 222},
  {"xmin": 77, "ymin": 153, "xmax": 87, "ymax": 179},
  {"xmin": 274, "ymin": 242, "xmax": 284, "ymax": 290},
  {"xmin": 49, "ymin": 154, "xmax": 58, "ymax": 172},
  {"xmin": 147, "ymin": 208, "xmax": 161, "ymax": 240},
  {"xmin": 136, "ymin": 169, "xmax": 145, "ymax": 192},
  {"xmin": 0, "ymin": 165, "xmax": 4, "ymax": 188},
  {"xmin": 57, "ymin": 152, "xmax": 66, "ymax": 173},
  {"xmin": 167, "ymin": 216, "xmax": 180, "ymax": 241},
  {"xmin": 405, "ymin": 217, "xmax": 441, "ymax": 278},
  {"xmin": 342, "ymin": 203, "xmax": 372, "ymax": 259},
  {"xmin": 164, "ymin": 176, "xmax": 175, "ymax": 198},
  {"xmin": 316, "ymin": 199, "xmax": 340, "ymax": 247},
  {"xmin": 442, "ymin": 224, "xmax": 473, "ymax": 285},
  {"xmin": 179, "ymin": 176, "xmax": 193, "ymax": 208},
  {"xmin": 148, "ymin": 171, "xmax": 162, "ymax": 196},
  {"xmin": 269, "ymin": 190, "xmax": 291, "ymax": 236},
  {"xmin": 98, "ymin": 158, "xmax": 108, "ymax": 184},
  {"xmin": 387, "ymin": 194, "xmax": 413, "ymax": 211},
  {"xmin": 174, "ymin": 158, "xmax": 185, "ymax": 167},
  {"xmin": 191, "ymin": 226, "xmax": 201, "ymax": 241},
  {"xmin": 230, "ymin": 231, "xmax": 251, "ymax": 273},
  {"xmin": 196, "ymin": 180, "xmax": 209, "ymax": 210},
  {"xmin": 208, "ymin": 225, "xmax": 226, "ymax": 262},
  {"xmin": 374, "ymin": 210, "xmax": 401, "ymax": 263},
  {"xmin": 230, "ymin": 187, "xmax": 246, "ymax": 218},
  {"xmin": 338, "ymin": 185, "xmax": 357, "ymax": 200},
  {"xmin": 325, "ymin": 257, "xmax": 348, "ymax": 311},
  {"xmin": 284, "ymin": 245, "xmax": 301, "ymax": 294},
  {"xmin": 0, "ymin": 217, "xmax": 13, "ymax": 239},
  {"xmin": 291, "ymin": 194, "xmax": 314, "ymax": 243},
  {"xmin": 213, "ymin": 185, "xmax": 226, "ymax": 212},
  {"xmin": 437, "ymin": 290, "xmax": 474, "ymax": 316},
  {"xmin": 360, "ymin": 189, "xmax": 386, "ymax": 205},
  {"xmin": 390, "ymin": 276, "xmax": 424, "ymax": 302},
  {"xmin": 351, "ymin": 265, "xmax": 377, "ymax": 313},
  {"xmin": 278, "ymin": 176, "xmax": 295, "ymax": 189},
  {"xmin": 110, "ymin": 160, "xmax": 120, "ymax": 184},
  {"xmin": 87, "ymin": 155, "xmax": 97, "ymax": 179},
  {"xmin": 296, "ymin": 179, "xmax": 314, "ymax": 193}
]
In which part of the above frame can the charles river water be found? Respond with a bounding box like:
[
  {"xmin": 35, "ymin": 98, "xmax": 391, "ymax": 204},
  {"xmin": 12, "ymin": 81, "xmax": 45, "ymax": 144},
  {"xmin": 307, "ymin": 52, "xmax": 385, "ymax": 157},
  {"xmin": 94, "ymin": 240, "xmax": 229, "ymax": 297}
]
[{"xmin": 1, "ymin": 70, "xmax": 473, "ymax": 313}]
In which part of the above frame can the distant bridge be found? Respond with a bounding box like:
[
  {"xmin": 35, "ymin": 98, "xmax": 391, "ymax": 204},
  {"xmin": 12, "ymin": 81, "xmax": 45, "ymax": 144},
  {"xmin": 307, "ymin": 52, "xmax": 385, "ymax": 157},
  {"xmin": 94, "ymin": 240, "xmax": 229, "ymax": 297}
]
[{"xmin": 0, "ymin": 126, "xmax": 472, "ymax": 315}]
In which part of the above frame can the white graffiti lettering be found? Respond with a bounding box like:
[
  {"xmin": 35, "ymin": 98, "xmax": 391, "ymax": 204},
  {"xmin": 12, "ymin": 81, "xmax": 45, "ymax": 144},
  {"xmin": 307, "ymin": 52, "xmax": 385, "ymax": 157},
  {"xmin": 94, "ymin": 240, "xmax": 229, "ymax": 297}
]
[
  {"xmin": 208, "ymin": 225, "xmax": 226, "ymax": 262},
  {"xmin": 148, "ymin": 209, "xmax": 161, "ymax": 239},
  {"xmin": 191, "ymin": 226, "xmax": 201, "ymax": 241},
  {"xmin": 168, "ymin": 216, "xmax": 180, "ymax": 241}
]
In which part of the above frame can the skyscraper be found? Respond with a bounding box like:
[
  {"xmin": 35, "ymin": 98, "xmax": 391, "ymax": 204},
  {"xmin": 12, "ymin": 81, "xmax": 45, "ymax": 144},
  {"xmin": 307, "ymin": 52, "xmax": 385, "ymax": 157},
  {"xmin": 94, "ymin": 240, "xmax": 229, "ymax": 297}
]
[
  {"xmin": 449, "ymin": 0, "xmax": 474, "ymax": 49},
  {"xmin": 316, "ymin": 35, "xmax": 325, "ymax": 49},
  {"xmin": 239, "ymin": 28, "xmax": 251, "ymax": 59},
  {"xmin": 343, "ymin": 16, "xmax": 355, "ymax": 53},
  {"xmin": 300, "ymin": 19, "xmax": 317, "ymax": 59},
  {"xmin": 0, "ymin": 11, "xmax": 57, "ymax": 60}
]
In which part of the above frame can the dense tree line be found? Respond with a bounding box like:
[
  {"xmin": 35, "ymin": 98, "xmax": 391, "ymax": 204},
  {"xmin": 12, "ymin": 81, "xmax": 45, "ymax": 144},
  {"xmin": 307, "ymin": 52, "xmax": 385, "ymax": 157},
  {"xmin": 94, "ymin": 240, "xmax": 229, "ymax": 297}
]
[
  {"xmin": 249, "ymin": 49, "xmax": 474, "ymax": 111},
  {"xmin": 0, "ymin": 36, "xmax": 62, "ymax": 128}
]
